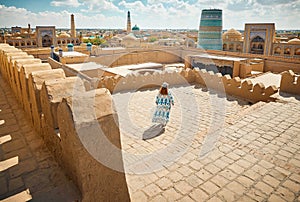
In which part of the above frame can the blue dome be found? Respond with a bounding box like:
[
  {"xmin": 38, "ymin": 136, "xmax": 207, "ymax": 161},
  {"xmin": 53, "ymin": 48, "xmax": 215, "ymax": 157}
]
[{"xmin": 132, "ymin": 24, "xmax": 140, "ymax": 31}]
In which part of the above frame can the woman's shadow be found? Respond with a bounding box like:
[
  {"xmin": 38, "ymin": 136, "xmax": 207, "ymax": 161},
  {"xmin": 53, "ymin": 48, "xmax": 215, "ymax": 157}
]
[{"xmin": 142, "ymin": 123, "xmax": 165, "ymax": 140}]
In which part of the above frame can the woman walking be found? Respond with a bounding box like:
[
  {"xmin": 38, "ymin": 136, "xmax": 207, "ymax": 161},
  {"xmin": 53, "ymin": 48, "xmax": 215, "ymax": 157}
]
[{"xmin": 152, "ymin": 82, "xmax": 174, "ymax": 126}]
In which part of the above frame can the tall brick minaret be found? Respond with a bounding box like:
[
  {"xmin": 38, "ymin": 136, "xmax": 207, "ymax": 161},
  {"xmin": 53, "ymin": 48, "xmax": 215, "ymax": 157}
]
[
  {"xmin": 127, "ymin": 11, "xmax": 131, "ymax": 33},
  {"xmin": 71, "ymin": 14, "xmax": 76, "ymax": 37}
]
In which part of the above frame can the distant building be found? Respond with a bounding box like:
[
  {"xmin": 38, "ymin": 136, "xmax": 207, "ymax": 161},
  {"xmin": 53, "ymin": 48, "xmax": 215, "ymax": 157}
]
[
  {"xmin": 243, "ymin": 23, "xmax": 275, "ymax": 55},
  {"xmin": 2, "ymin": 14, "xmax": 80, "ymax": 48},
  {"xmin": 222, "ymin": 28, "xmax": 243, "ymax": 52},
  {"xmin": 197, "ymin": 9, "xmax": 223, "ymax": 50},
  {"xmin": 121, "ymin": 33, "xmax": 141, "ymax": 48},
  {"xmin": 127, "ymin": 11, "xmax": 131, "ymax": 33},
  {"xmin": 273, "ymin": 38, "xmax": 300, "ymax": 57},
  {"xmin": 222, "ymin": 24, "xmax": 300, "ymax": 58},
  {"xmin": 132, "ymin": 25, "xmax": 140, "ymax": 31},
  {"xmin": 70, "ymin": 14, "xmax": 76, "ymax": 38}
]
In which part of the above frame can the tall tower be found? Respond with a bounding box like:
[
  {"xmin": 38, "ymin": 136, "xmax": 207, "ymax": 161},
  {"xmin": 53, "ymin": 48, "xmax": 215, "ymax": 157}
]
[
  {"xmin": 127, "ymin": 11, "xmax": 131, "ymax": 33},
  {"xmin": 197, "ymin": 9, "xmax": 223, "ymax": 50},
  {"xmin": 71, "ymin": 14, "xmax": 76, "ymax": 38}
]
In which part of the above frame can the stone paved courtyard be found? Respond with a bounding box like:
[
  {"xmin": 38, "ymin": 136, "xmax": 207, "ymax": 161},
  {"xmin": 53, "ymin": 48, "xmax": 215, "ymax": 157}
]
[
  {"xmin": 1, "ymin": 70, "xmax": 300, "ymax": 201},
  {"xmin": 113, "ymin": 84, "xmax": 300, "ymax": 201}
]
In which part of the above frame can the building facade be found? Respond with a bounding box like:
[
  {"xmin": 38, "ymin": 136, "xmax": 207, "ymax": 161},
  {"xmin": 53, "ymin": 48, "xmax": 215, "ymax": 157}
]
[
  {"xmin": 197, "ymin": 9, "xmax": 223, "ymax": 50},
  {"xmin": 222, "ymin": 28, "xmax": 243, "ymax": 52},
  {"xmin": 222, "ymin": 23, "xmax": 300, "ymax": 58},
  {"xmin": 243, "ymin": 23, "xmax": 275, "ymax": 56},
  {"xmin": 1, "ymin": 15, "xmax": 80, "ymax": 48}
]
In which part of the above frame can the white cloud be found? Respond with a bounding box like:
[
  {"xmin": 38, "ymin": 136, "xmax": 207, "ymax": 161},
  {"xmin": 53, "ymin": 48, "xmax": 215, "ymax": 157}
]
[
  {"xmin": 0, "ymin": 1, "xmax": 299, "ymax": 30},
  {"xmin": 74, "ymin": 13, "xmax": 124, "ymax": 28},
  {"xmin": 82, "ymin": 0, "xmax": 122, "ymax": 12},
  {"xmin": 50, "ymin": 0, "xmax": 82, "ymax": 7},
  {"xmin": 0, "ymin": 4, "xmax": 124, "ymax": 29},
  {"xmin": 227, "ymin": 0, "xmax": 254, "ymax": 11},
  {"xmin": 118, "ymin": 1, "xmax": 148, "ymax": 12}
]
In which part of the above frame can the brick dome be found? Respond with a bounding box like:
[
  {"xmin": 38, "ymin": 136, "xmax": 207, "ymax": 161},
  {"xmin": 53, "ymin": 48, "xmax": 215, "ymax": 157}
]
[
  {"xmin": 287, "ymin": 38, "xmax": 300, "ymax": 44},
  {"xmin": 223, "ymin": 28, "xmax": 242, "ymax": 41}
]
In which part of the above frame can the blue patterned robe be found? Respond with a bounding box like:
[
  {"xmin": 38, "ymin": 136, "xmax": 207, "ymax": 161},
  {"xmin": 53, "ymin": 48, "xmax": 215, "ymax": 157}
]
[{"xmin": 152, "ymin": 92, "xmax": 174, "ymax": 125}]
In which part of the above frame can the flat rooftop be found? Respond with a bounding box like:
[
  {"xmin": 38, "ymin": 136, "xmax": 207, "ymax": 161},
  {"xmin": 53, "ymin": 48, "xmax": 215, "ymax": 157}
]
[
  {"xmin": 66, "ymin": 62, "xmax": 164, "ymax": 78},
  {"xmin": 103, "ymin": 63, "xmax": 163, "ymax": 77},
  {"xmin": 245, "ymin": 72, "xmax": 282, "ymax": 88},
  {"xmin": 54, "ymin": 51, "xmax": 88, "ymax": 58},
  {"xmin": 190, "ymin": 54, "xmax": 248, "ymax": 62},
  {"xmin": 66, "ymin": 62, "xmax": 106, "ymax": 72}
]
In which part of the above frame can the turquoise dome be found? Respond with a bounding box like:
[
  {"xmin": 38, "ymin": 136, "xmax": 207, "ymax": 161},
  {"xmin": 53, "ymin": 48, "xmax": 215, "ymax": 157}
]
[{"xmin": 132, "ymin": 24, "xmax": 140, "ymax": 31}]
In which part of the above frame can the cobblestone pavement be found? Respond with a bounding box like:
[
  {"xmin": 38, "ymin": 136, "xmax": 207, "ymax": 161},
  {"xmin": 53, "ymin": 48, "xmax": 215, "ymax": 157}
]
[
  {"xmin": 113, "ymin": 84, "xmax": 300, "ymax": 201},
  {"xmin": 0, "ymin": 75, "xmax": 80, "ymax": 201}
]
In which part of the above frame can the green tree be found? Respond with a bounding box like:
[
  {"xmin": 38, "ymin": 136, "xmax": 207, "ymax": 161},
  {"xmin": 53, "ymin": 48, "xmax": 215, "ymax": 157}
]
[
  {"xmin": 83, "ymin": 38, "xmax": 106, "ymax": 45},
  {"xmin": 149, "ymin": 37, "xmax": 157, "ymax": 43}
]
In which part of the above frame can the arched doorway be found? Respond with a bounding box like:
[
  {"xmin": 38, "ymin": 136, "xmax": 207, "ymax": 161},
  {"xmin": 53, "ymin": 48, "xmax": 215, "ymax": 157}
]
[
  {"xmin": 274, "ymin": 47, "xmax": 281, "ymax": 55},
  {"xmin": 42, "ymin": 34, "xmax": 52, "ymax": 47},
  {"xmin": 251, "ymin": 36, "xmax": 264, "ymax": 54},
  {"xmin": 284, "ymin": 48, "xmax": 291, "ymax": 55}
]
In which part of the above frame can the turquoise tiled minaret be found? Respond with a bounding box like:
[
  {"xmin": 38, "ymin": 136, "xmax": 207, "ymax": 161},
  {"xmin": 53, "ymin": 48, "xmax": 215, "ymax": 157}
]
[{"xmin": 197, "ymin": 9, "xmax": 223, "ymax": 50}]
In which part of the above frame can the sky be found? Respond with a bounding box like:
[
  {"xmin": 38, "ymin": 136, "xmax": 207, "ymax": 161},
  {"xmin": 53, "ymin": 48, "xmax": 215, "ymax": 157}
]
[{"xmin": 0, "ymin": 0, "xmax": 299, "ymax": 30}]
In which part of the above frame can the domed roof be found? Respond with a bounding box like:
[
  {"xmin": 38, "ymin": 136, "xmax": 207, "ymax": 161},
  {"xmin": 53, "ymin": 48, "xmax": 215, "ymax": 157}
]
[
  {"xmin": 123, "ymin": 33, "xmax": 137, "ymax": 40},
  {"xmin": 223, "ymin": 28, "xmax": 242, "ymax": 41},
  {"xmin": 132, "ymin": 25, "xmax": 140, "ymax": 31},
  {"xmin": 58, "ymin": 32, "xmax": 70, "ymax": 38},
  {"xmin": 287, "ymin": 38, "xmax": 300, "ymax": 44}
]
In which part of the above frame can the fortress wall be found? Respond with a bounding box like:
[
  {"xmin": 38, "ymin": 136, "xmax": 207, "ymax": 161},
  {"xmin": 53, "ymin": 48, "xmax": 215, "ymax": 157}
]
[
  {"xmin": 48, "ymin": 57, "xmax": 63, "ymax": 69},
  {"xmin": 28, "ymin": 69, "xmax": 66, "ymax": 132},
  {"xmin": 95, "ymin": 67, "xmax": 278, "ymax": 103},
  {"xmin": 38, "ymin": 77, "xmax": 87, "ymax": 160},
  {"xmin": 95, "ymin": 68, "xmax": 196, "ymax": 93},
  {"xmin": 2, "ymin": 52, "xmax": 28, "ymax": 87},
  {"xmin": 0, "ymin": 44, "xmax": 130, "ymax": 201},
  {"xmin": 40, "ymin": 77, "xmax": 86, "ymax": 131},
  {"xmin": 264, "ymin": 60, "xmax": 300, "ymax": 74},
  {"xmin": 3, "ymin": 52, "xmax": 28, "ymax": 78},
  {"xmin": 48, "ymin": 57, "xmax": 77, "ymax": 77},
  {"xmin": 194, "ymin": 69, "xmax": 278, "ymax": 103},
  {"xmin": 89, "ymin": 48, "xmax": 182, "ymax": 67},
  {"xmin": 48, "ymin": 57, "xmax": 94, "ymax": 81},
  {"xmin": 249, "ymin": 62, "xmax": 264, "ymax": 72},
  {"xmin": 57, "ymin": 90, "xmax": 130, "ymax": 202},
  {"xmin": 23, "ymin": 48, "xmax": 51, "ymax": 60},
  {"xmin": 280, "ymin": 70, "xmax": 300, "ymax": 96},
  {"xmin": 20, "ymin": 63, "xmax": 52, "ymax": 116},
  {"xmin": 14, "ymin": 59, "xmax": 42, "ymax": 102}
]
